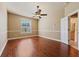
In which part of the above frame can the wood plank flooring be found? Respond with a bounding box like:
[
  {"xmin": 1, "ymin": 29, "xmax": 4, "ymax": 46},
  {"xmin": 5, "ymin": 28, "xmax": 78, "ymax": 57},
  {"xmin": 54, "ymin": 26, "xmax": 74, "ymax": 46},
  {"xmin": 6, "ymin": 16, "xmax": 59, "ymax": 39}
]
[{"xmin": 1, "ymin": 36, "xmax": 79, "ymax": 57}]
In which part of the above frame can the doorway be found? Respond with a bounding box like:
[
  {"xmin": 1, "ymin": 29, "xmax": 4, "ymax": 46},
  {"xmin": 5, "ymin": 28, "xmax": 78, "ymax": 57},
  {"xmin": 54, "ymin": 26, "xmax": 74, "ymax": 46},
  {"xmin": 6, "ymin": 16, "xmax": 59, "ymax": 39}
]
[{"xmin": 68, "ymin": 13, "xmax": 78, "ymax": 49}]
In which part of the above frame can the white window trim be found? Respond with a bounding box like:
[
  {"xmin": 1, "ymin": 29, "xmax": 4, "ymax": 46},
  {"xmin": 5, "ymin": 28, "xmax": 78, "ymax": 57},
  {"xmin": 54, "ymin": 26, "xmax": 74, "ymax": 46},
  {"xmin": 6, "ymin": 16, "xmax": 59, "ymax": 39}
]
[{"xmin": 20, "ymin": 19, "xmax": 32, "ymax": 34}]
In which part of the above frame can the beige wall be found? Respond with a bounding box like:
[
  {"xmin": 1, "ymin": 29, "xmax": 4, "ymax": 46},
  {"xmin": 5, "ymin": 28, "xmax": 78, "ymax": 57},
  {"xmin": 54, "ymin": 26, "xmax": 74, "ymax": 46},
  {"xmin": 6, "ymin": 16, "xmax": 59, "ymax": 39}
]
[
  {"xmin": 8, "ymin": 13, "xmax": 38, "ymax": 38},
  {"xmin": 0, "ymin": 3, "xmax": 7, "ymax": 55},
  {"xmin": 65, "ymin": 2, "xmax": 79, "ymax": 16},
  {"xmin": 38, "ymin": 3, "xmax": 64, "ymax": 40}
]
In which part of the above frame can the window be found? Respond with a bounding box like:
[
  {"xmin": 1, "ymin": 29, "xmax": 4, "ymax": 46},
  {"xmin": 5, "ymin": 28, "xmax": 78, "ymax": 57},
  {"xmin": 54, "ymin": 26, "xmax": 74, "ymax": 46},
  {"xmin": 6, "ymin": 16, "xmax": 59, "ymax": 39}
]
[{"xmin": 21, "ymin": 19, "xmax": 32, "ymax": 33}]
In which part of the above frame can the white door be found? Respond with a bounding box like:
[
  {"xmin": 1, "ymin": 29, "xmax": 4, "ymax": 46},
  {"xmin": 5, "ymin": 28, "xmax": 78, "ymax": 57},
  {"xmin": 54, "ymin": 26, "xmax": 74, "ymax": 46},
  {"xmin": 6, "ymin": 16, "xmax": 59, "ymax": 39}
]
[{"xmin": 61, "ymin": 17, "xmax": 68, "ymax": 44}]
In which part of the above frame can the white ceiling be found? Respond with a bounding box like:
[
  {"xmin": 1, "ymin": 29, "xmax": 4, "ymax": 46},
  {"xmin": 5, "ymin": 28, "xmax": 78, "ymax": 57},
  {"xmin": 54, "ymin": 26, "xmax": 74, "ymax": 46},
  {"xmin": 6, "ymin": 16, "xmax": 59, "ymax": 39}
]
[{"xmin": 4, "ymin": 2, "xmax": 66, "ymax": 17}]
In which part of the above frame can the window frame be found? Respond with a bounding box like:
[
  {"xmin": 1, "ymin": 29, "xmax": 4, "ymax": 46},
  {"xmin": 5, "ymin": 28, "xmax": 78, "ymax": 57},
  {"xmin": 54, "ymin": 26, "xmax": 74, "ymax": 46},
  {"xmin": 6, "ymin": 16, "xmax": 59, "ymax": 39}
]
[{"xmin": 20, "ymin": 19, "xmax": 32, "ymax": 34}]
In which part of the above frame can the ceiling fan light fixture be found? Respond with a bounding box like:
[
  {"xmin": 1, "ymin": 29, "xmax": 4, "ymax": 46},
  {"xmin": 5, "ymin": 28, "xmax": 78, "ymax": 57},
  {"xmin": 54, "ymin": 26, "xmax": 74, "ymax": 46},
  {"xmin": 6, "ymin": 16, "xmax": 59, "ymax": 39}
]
[{"xmin": 33, "ymin": 5, "xmax": 47, "ymax": 19}]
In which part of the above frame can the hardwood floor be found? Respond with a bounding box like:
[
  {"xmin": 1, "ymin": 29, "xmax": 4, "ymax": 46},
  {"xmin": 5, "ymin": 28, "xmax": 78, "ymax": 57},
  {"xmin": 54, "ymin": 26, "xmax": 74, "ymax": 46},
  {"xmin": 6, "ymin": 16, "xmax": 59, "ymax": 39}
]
[{"xmin": 1, "ymin": 36, "xmax": 79, "ymax": 57}]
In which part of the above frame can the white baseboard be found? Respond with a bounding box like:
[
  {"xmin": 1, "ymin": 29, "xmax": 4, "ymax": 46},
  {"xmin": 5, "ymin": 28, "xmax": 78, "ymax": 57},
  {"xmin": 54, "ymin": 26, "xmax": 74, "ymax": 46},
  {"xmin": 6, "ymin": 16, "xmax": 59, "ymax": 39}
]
[
  {"xmin": 8, "ymin": 35, "xmax": 38, "ymax": 40},
  {"xmin": 38, "ymin": 35, "xmax": 61, "ymax": 42},
  {"xmin": 0, "ymin": 40, "xmax": 8, "ymax": 56}
]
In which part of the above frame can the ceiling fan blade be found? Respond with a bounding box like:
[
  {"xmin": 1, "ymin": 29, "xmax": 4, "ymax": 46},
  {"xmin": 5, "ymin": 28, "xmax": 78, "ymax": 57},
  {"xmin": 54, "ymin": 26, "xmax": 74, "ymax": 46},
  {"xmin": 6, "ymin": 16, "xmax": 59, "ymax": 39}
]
[{"xmin": 40, "ymin": 14, "xmax": 47, "ymax": 16}]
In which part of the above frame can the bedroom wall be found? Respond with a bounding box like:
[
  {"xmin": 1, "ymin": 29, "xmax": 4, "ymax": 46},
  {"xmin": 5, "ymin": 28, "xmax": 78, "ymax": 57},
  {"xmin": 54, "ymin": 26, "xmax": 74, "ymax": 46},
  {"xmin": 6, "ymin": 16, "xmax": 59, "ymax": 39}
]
[
  {"xmin": 38, "ymin": 2, "xmax": 64, "ymax": 40},
  {"xmin": 8, "ymin": 13, "xmax": 38, "ymax": 38},
  {"xmin": 0, "ymin": 3, "xmax": 7, "ymax": 56},
  {"xmin": 65, "ymin": 2, "xmax": 79, "ymax": 16}
]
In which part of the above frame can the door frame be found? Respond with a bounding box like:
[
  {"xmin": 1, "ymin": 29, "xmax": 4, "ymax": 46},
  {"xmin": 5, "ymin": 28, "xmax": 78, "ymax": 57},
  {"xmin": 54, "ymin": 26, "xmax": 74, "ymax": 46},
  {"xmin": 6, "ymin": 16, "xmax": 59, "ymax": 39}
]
[
  {"xmin": 68, "ymin": 13, "xmax": 78, "ymax": 48},
  {"xmin": 66, "ymin": 9, "xmax": 79, "ymax": 50}
]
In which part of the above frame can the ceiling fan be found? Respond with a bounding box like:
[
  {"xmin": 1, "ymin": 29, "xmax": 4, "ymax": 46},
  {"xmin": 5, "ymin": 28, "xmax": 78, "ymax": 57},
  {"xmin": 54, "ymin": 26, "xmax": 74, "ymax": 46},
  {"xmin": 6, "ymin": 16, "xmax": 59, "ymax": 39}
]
[{"xmin": 33, "ymin": 6, "xmax": 47, "ymax": 19}]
